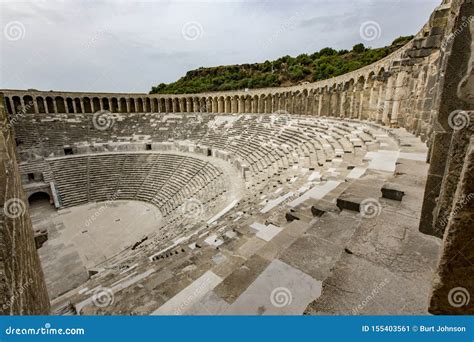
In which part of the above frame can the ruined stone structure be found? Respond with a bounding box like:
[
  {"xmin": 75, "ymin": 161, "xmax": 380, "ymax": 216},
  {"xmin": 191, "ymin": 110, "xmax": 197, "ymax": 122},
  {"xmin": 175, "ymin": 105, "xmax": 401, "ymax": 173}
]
[
  {"xmin": 0, "ymin": 0, "xmax": 472, "ymax": 315},
  {"xmin": 0, "ymin": 96, "xmax": 50, "ymax": 314}
]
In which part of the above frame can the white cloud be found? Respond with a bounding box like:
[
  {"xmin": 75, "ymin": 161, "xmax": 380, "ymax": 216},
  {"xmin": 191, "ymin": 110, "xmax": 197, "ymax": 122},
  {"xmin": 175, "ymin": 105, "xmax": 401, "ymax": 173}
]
[{"xmin": 0, "ymin": 0, "xmax": 440, "ymax": 92}]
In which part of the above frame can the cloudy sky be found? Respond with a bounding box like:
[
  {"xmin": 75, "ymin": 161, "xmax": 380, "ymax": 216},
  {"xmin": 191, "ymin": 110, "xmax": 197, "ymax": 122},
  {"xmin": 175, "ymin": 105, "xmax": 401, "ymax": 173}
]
[{"xmin": 1, "ymin": 0, "xmax": 440, "ymax": 93}]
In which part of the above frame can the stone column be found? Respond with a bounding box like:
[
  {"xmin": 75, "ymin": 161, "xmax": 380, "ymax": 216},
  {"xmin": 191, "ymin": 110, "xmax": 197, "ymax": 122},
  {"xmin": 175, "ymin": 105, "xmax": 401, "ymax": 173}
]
[
  {"xmin": 339, "ymin": 92, "xmax": 346, "ymax": 118},
  {"xmin": 317, "ymin": 94, "xmax": 323, "ymax": 116},
  {"xmin": 390, "ymin": 71, "xmax": 407, "ymax": 127},
  {"xmin": 382, "ymin": 75, "xmax": 395, "ymax": 125},
  {"xmin": 32, "ymin": 98, "xmax": 39, "ymax": 113}
]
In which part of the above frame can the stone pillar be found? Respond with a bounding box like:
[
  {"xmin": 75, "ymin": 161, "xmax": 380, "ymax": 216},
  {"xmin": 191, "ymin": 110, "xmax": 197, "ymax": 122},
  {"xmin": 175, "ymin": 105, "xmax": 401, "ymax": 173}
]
[
  {"xmin": 391, "ymin": 71, "xmax": 407, "ymax": 127},
  {"xmin": 382, "ymin": 75, "xmax": 395, "ymax": 125},
  {"xmin": 238, "ymin": 97, "xmax": 244, "ymax": 113},
  {"xmin": 19, "ymin": 97, "xmax": 25, "ymax": 114},
  {"xmin": 126, "ymin": 98, "xmax": 131, "ymax": 113},
  {"xmin": 339, "ymin": 92, "xmax": 346, "ymax": 118},
  {"xmin": 375, "ymin": 83, "xmax": 385, "ymax": 123},
  {"xmin": 32, "ymin": 98, "xmax": 39, "ymax": 113},
  {"xmin": 318, "ymin": 94, "xmax": 323, "ymax": 116}
]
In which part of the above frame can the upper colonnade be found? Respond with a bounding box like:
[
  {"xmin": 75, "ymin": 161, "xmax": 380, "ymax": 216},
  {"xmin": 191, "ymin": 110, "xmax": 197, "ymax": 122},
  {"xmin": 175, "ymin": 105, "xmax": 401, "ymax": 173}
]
[{"xmin": 0, "ymin": 2, "xmax": 452, "ymax": 143}]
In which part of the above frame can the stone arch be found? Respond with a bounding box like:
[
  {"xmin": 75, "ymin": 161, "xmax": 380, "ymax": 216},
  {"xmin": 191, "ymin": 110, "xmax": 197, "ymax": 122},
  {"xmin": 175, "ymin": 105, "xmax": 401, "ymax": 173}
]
[
  {"xmin": 145, "ymin": 98, "xmax": 152, "ymax": 112},
  {"xmin": 46, "ymin": 97, "xmax": 55, "ymax": 113},
  {"xmin": 111, "ymin": 98, "xmax": 119, "ymax": 113},
  {"xmin": 23, "ymin": 95, "xmax": 35, "ymax": 114},
  {"xmin": 83, "ymin": 97, "xmax": 92, "ymax": 113},
  {"xmin": 163, "ymin": 98, "xmax": 171, "ymax": 112},
  {"xmin": 224, "ymin": 96, "xmax": 231, "ymax": 113},
  {"xmin": 250, "ymin": 95, "xmax": 257, "ymax": 113},
  {"xmin": 74, "ymin": 98, "xmax": 83, "ymax": 113},
  {"xmin": 229, "ymin": 96, "xmax": 237, "ymax": 113},
  {"xmin": 66, "ymin": 98, "xmax": 74, "ymax": 113},
  {"xmin": 12, "ymin": 96, "xmax": 21, "ymax": 114},
  {"xmin": 4, "ymin": 97, "xmax": 13, "ymax": 115},
  {"xmin": 55, "ymin": 96, "xmax": 66, "ymax": 113},
  {"xmin": 152, "ymin": 98, "xmax": 159, "ymax": 112},
  {"xmin": 129, "ymin": 98, "xmax": 136, "ymax": 112},
  {"xmin": 28, "ymin": 191, "xmax": 51, "ymax": 204},
  {"xmin": 218, "ymin": 96, "xmax": 224, "ymax": 113},
  {"xmin": 102, "ymin": 98, "xmax": 110, "ymax": 111},
  {"xmin": 172, "ymin": 98, "xmax": 179, "ymax": 112},
  {"xmin": 159, "ymin": 98, "xmax": 166, "ymax": 112},
  {"xmin": 243, "ymin": 95, "xmax": 251, "ymax": 113},
  {"xmin": 136, "ymin": 98, "xmax": 144, "ymax": 112},
  {"xmin": 259, "ymin": 94, "xmax": 266, "ymax": 113},
  {"xmin": 92, "ymin": 97, "xmax": 100, "ymax": 112},
  {"xmin": 212, "ymin": 97, "xmax": 218, "ymax": 113},
  {"xmin": 119, "ymin": 98, "xmax": 127, "ymax": 112},
  {"xmin": 36, "ymin": 97, "xmax": 46, "ymax": 113}
]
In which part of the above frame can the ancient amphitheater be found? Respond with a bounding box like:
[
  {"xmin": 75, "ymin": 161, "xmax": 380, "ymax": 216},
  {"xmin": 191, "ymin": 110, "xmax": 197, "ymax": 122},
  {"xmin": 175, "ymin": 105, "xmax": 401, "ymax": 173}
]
[{"xmin": 0, "ymin": 0, "xmax": 472, "ymax": 316}]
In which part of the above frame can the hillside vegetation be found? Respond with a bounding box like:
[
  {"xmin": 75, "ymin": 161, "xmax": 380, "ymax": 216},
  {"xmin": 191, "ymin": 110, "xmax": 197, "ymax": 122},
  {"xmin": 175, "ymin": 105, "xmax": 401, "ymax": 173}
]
[{"xmin": 150, "ymin": 36, "xmax": 413, "ymax": 94}]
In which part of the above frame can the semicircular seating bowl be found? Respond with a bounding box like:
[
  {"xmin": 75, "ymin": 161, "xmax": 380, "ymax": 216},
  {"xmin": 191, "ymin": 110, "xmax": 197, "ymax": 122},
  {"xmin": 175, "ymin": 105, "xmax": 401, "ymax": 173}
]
[
  {"xmin": 46, "ymin": 153, "xmax": 227, "ymax": 228},
  {"xmin": 16, "ymin": 111, "xmax": 403, "ymax": 314},
  {"xmin": 16, "ymin": 113, "xmax": 378, "ymax": 188}
]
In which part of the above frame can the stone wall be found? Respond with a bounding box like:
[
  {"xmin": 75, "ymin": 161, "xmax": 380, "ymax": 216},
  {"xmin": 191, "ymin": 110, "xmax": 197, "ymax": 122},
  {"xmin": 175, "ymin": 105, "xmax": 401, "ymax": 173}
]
[
  {"xmin": 0, "ymin": 94, "xmax": 50, "ymax": 314},
  {"xmin": 428, "ymin": 0, "xmax": 474, "ymax": 314}
]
